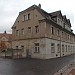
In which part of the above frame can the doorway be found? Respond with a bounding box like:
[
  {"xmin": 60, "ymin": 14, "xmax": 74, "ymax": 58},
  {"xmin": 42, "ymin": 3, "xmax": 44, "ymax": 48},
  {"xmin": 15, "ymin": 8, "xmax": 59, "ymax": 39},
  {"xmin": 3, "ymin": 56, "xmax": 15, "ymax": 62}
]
[{"xmin": 26, "ymin": 49, "xmax": 31, "ymax": 58}]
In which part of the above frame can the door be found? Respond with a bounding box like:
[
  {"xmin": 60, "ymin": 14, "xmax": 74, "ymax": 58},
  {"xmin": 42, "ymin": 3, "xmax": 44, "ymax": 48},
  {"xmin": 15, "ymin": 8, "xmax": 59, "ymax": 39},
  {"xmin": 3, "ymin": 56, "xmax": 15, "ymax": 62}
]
[{"xmin": 26, "ymin": 49, "xmax": 31, "ymax": 58}]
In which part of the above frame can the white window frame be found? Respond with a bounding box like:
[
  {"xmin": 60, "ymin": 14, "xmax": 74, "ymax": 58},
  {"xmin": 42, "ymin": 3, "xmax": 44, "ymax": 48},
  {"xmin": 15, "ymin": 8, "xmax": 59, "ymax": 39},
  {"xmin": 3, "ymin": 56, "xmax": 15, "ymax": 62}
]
[
  {"xmin": 51, "ymin": 43, "xmax": 55, "ymax": 53},
  {"xmin": 34, "ymin": 43, "xmax": 40, "ymax": 53},
  {"xmin": 57, "ymin": 44, "xmax": 60, "ymax": 53},
  {"xmin": 21, "ymin": 28, "xmax": 24, "ymax": 35}
]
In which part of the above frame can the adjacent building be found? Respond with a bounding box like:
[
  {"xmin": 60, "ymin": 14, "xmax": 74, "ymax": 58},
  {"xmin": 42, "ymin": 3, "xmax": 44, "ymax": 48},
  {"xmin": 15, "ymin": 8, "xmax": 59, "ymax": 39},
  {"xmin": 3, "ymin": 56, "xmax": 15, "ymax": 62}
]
[
  {"xmin": 0, "ymin": 31, "xmax": 12, "ymax": 51},
  {"xmin": 12, "ymin": 4, "xmax": 75, "ymax": 59}
]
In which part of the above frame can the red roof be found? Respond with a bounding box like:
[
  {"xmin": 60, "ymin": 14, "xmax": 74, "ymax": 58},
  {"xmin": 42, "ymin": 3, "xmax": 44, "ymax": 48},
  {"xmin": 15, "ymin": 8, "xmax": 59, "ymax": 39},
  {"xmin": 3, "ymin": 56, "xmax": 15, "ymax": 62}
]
[{"xmin": 0, "ymin": 33, "xmax": 12, "ymax": 41}]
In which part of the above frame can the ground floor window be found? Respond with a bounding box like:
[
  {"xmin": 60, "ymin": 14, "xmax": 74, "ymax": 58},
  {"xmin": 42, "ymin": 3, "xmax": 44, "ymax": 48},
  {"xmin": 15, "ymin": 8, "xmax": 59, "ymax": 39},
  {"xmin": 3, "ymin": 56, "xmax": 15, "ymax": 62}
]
[
  {"xmin": 65, "ymin": 45, "xmax": 67, "ymax": 52},
  {"xmin": 51, "ymin": 43, "xmax": 55, "ymax": 53},
  {"xmin": 68, "ymin": 45, "xmax": 70, "ymax": 52},
  {"xmin": 34, "ymin": 43, "xmax": 40, "ymax": 53},
  {"xmin": 21, "ymin": 46, "xmax": 24, "ymax": 52},
  {"xmin": 57, "ymin": 44, "xmax": 60, "ymax": 53},
  {"xmin": 16, "ymin": 46, "xmax": 18, "ymax": 49},
  {"xmin": 62, "ymin": 45, "xmax": 64, "ymax": 52}
]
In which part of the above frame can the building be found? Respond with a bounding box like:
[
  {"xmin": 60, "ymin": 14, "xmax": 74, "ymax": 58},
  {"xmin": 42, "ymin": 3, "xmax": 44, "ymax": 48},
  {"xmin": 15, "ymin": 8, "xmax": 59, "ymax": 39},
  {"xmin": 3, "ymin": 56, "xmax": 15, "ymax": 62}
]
[
  {"xmin": 12, "ymin": 4, "xmax": 75, "ymax": 59},
  {"xmin": 0, "ymin": 31, "xmax": 12, "ymax": 51}
]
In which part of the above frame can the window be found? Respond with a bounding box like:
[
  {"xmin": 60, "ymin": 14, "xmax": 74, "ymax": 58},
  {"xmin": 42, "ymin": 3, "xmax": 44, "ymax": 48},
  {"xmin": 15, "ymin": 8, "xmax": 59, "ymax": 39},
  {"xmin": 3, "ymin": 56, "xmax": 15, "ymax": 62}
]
[
  {"xmin": 57, "ymin": 30, "xmax": 60, "ymax": 36},
  {"xmin": 16, "ymin": 30, "xmax": 19, "ymax": 36},
  {"xmin": 23, "ymin": 14, "xmax": 31, "ymax": 21},
  {"xmin": 34, "ymin": 43, "xmax": 40, "ymax": 53},
  {"xmin": 51, "ymin": 27, "xmax": 54, "ymax": 35},
  {"xmin": 57, "ymin": 44, "xmax": 60, "ymax": 53},
  {"xmin": 62, "ymin": 45, "xmax": 64, "ymax": 52},
  {"xmin": 68, "ymin": 45, "xmax": 70, "ymax": 52},
  {"xmin": 16, "ymin": 46, "xmax": 18, "ymax": 49},
  {"xmin": 35, "ymin": 26, "xmax": 39, "ymax": 33},
  {"xmin": 58, "ymin": 19, "xmax": 60, "ymax": 24},
  {"xmin": 51, "ymin": 43, "xmax": 55, "ymax": 53},
  {"xmin": 65, "ymin": 45, "xmax": 67, "ymax": 52},
  {"xmin": 68, "ymin": 34, "xmax": 70, "ymax": 40},
  {"xmin": 27, "ymin": 13, "xmax": 30, "ymax": 20},
  {"xmin": 28, "ymin": 27, "xmax": 31, "ymax": 32},
  {"xmin": 21, "ymin": 46, "xmax": 24, "ymax": 52},
  {"xmin": 24, "ymin": 15, "xmax": 27, "ymax": 21},
  {"xmin": 62, "ymin": 32, "xmax": 63, "ymax": 37},
  {"xmin": 28, "ymin": 14, "xmax": 30, "ymax": 20},
  {"xmin": 63, "ymin": 23, "xmax": 65, "ymax": 28},
  {"xmin": 21, "ymin": 28, "xmax": 24, "ymax": 35}
]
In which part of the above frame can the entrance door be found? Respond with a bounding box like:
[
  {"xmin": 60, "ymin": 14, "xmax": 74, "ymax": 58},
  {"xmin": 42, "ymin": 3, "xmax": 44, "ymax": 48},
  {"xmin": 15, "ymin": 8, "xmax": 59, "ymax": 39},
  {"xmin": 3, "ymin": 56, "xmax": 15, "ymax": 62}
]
[{"xmin": 26, "ymin": 49, "xmax": 31, "ymax": 58}]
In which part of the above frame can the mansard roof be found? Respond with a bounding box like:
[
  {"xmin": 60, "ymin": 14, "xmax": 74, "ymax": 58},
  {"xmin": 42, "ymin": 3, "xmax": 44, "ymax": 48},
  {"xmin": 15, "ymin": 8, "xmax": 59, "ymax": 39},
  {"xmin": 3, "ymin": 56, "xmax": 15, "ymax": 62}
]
[
  {"xmin": 19, "ymin": 4, "xmax": 72, "ymax": 27},
  {"xmin": 12, "ymin": 4, "xmax": 73, "ymax": 34},
  {"xmin": 63, "ymin": 15, "xmax": 71, "ymax": 27},
  {"xmin": 49, "ymin": 10, "xmax": 63, "ymax": 19},
  {"xmin": 39, "ymin": 19, "xmax": 75, "ymax": 36}
]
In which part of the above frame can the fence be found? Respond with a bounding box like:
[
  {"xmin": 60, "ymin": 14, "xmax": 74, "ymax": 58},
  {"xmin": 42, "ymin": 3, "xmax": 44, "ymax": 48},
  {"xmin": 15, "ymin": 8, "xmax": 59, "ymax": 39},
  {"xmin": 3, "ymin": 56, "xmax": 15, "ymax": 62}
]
[{"xmin": 0, "ymin": 48, "xmax": 23, "ymax": 59}]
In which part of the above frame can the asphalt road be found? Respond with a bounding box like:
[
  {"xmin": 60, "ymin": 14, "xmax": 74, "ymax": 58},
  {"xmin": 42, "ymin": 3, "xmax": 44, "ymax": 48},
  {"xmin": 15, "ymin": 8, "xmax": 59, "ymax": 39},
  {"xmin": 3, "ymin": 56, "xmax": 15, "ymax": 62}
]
[{"xmin": 0, "ymin": 55, "xmax": 75, "ymax": 75}]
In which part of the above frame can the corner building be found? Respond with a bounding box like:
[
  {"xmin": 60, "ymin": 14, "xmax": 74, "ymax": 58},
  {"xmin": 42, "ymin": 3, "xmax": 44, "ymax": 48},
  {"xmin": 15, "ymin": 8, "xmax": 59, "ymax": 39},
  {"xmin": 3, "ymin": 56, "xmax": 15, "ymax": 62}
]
[{"xmin": 12, "ymin": 4, "xmax": 75, "ymax": 59}]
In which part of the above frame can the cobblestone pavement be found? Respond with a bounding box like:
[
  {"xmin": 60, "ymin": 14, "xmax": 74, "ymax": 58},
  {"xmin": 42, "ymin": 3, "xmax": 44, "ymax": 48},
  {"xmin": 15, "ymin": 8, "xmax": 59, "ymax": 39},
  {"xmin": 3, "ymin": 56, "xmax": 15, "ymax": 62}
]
[{"xmin": 0, "ymin": 54, "xmax": 75, "ymax": 75}]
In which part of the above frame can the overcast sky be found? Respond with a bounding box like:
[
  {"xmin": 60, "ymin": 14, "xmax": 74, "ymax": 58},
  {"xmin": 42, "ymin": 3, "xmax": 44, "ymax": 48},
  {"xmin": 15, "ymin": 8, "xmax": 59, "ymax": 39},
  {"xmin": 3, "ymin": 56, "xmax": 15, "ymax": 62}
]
[{"xmin": 0, "ymin": 0, "xmax": 75, "ymax": 33}]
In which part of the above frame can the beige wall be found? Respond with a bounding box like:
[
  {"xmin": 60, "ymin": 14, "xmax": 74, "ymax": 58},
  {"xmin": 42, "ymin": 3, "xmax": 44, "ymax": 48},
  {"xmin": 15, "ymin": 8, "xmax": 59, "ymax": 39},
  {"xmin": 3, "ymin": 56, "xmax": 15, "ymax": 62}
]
[{"xmin": 12, "ymin": 6, "xmax": 75, "ymax": 59}]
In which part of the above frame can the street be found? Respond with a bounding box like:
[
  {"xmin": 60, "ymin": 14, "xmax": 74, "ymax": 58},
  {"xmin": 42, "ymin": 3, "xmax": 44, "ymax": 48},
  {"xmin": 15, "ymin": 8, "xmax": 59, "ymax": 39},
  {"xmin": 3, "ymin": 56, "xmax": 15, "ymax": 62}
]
[{"xmin": 0, "ymin": 55, "xmax": 75, "ymax": 75}]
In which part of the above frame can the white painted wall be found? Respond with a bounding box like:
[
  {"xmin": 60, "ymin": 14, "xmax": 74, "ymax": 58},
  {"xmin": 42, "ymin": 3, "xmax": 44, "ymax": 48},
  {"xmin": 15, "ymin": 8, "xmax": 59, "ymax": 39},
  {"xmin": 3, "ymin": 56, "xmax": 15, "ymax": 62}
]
[{"xmin": 12, "ymin": 38, "xmax": 75, "ymax": 59}]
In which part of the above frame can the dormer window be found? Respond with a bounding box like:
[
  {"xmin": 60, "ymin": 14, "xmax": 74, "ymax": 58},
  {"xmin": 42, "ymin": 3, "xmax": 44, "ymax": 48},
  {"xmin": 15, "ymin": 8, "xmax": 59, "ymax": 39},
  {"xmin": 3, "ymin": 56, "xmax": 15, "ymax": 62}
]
[{"xmin": 51, "ymin": 27, "xmax": 54, "ymax": 35}]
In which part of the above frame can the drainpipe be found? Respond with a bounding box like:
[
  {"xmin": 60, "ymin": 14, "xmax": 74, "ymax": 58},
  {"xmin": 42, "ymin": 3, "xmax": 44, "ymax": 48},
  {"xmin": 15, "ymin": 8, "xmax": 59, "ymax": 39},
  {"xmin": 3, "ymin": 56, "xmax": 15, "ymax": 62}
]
[{"xmin": 60, "ymin": 32, "xmax": 61, "ymax": 57}]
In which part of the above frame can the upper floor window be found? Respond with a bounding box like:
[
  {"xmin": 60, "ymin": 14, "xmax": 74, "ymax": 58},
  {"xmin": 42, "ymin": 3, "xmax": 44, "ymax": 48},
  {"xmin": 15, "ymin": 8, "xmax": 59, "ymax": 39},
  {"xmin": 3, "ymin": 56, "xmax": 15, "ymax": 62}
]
[
  {"xmin": 27, "ymin": 13, "xmax": 30, "ymax": 20},
  {"xmin": 24, "ymin": 15, "xmax": 27, "ymax": 21},
  {"xmin": 68, "ymin": 34, "xmax": 70, "ymax": 40},
  {"xmin": 57, "ymin": 30, "xmax": 60, "ymax": 36},
  {"xmin": 16, "ymin": 30, "xmax": 19, "ymax": 36},
  {"xmin": 23, "ymin": 13, "xmax": 31, "ymax": 21},
  {"xmin": 62, "ymin": 32, "xmax": 63, "ymax": 37},
  {"xmin": 63, "ymin": 23, "xmax": 65, "ymax": 28},
  {"xmin": 35, "ymin": 26, "xmax": 39, "ymax": 33},
  {"xmin": 51, "ymin": 27, "xmax": 54, "ymax": 35},
  {"xmin": 34, "ymin": 43, "xmax": 40, "ymax": 53},
  {"xmin": 28, "ymin": 27, "xmax": 31, "ymax": 32},
  {"xmin": 51, "ymin": 43, "xmax": 55, "ymax": 53},
  {"xmin": 21, "ymin": 28, "xmax": 24, "ymax": 35}
]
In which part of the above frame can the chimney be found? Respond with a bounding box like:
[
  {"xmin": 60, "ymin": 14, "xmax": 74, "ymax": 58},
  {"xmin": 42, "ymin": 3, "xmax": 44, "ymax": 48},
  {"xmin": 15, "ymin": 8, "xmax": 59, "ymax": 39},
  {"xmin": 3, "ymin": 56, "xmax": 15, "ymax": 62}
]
[
  {"xmin": 38, "ymin": 4, "xmax": 41, "ymax": 9},
  {"xmin": 4, "ymin": 30, "xmax": 7, "ymax": 34}
]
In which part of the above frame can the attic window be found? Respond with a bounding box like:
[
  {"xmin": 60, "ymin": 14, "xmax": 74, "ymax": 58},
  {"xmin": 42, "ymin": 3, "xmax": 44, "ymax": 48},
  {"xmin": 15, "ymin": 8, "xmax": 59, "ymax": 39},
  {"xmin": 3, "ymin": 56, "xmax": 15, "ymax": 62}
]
[
  {"xmin": 23, "ymin": 14, "xmax": 31, "ymax": 21},
  {"xmin": 51, "ymin": 27, "xmax": 54, "ymax": 35}
]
